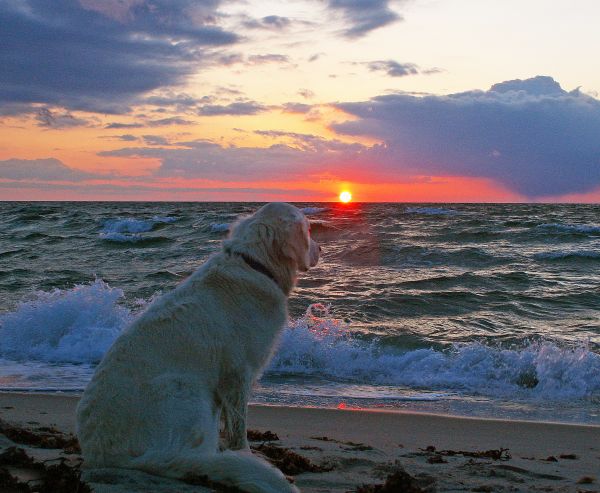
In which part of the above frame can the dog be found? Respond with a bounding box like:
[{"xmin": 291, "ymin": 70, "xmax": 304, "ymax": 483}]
[{"xmin": 76, "ymin": 202, "xmax": 320, "ymax": 493}]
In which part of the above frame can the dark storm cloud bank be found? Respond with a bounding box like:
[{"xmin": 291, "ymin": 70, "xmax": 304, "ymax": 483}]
[
  {"xmin": 333, "ymin": 76, "xmax": 600, "ymax": 197},
  {"xmin": 0, "ymin": 0, "xmax": 236, "ymax": 114}
]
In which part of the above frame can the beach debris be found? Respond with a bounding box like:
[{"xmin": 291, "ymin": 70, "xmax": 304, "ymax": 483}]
[
  {"xmin": 543, "ymin": 455, "xmax": 559, "ymax": 462},
  {"xmin": 311, "ymin": 435, "xmax": 373, "ymax": 450},
  {"xmin": 0, "ymin": 446, "xmax": 90, "ymax": 493},
  {"xmin": 471, "ymin": 486, "xmax": 494, "ymax": 492},
  {"xmin": 577, "ymin": 476, "xmax": 596, "ymax": 484},
  {"xmin": 252, "ymin": 443, "xmax": 333, "ymax": 475},
  {"xmin": 419, "ymin": 445, "xmax": 511, "ymax": 461},
  {"xmin": 354, "ymin": 465, "xmax": 435, "ymax": 493},
  {"xmin": 246, "ymin": 429, "xmax": 279, "ymax": 442},
  {"xmin": 426, "ymin": 454, "xmax": 448, "ymax": 464},
  {"xmin": 299, "ymin": 445, "xmax": 323, "ymax": 451},
  {"xmin": 559, "ymin": 453, "xmax": 578, "ymax": 459},
  {"xmin": 184, "ymin": 473, "xmax": 247, "ymax": 492},
  {"xmin": 0, "ymin": 419, "xmax": 80, "ymax": 452},
  {"xmin": 343, "ymin": 443, "xmax": 374, "ymax": 451}
]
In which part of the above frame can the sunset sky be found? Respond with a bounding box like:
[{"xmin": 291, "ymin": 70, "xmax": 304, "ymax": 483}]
[{"xmin": 1, "ymin": 0, "xmax": 600, "ymax": 202}]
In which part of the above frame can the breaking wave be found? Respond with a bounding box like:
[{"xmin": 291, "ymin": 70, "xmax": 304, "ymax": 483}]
[{"xmin": 1, "ymin": 286, "xmax": 598, "ymax": 402}]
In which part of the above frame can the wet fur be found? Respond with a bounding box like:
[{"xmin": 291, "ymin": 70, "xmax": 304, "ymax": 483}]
[{"xmin": 76, "ymin": 203, "xmax": 319, "ymax": 493}]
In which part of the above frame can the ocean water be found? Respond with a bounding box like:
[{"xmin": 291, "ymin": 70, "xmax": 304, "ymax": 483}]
[{"xmin": 0, "ymin": 202, "xmax": 599, "ymax": 424}]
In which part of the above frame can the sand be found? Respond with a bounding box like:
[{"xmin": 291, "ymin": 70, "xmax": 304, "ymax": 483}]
[{"xmin": 1, "ymin": 392, "xmax": 599, "ymax": 492}]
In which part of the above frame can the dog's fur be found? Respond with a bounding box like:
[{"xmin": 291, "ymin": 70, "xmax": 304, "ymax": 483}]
[{"xmin": 76, "ymin": 203, "xmax": 319, "ymax": 493}]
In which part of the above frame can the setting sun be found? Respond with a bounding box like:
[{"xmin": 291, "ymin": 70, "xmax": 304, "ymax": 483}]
[{"xmin": 339, "ymin": 191, "xmax": 352, "ymax": 203}]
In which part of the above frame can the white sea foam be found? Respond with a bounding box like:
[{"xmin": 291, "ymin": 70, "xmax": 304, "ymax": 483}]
[
  {"xmin": 101, "ymin": 216, "xmax": 175, "ymax": 234},
  {"xmin": 1, "ymin": 288, "xmax": 599, "ymax": 401},
  {"xmin": 210, "ymin": 223, "xmax": 230, "ymax": 233},
  {"xmin": 269, "ymin": 304, "xmax": 600, "ymax": 401},
  {"xmin": 301, "ymin": 207, "xmax": 328, "ymax": 215},
  {"xmin": 405, "ymin": 207, "xmax": 458, "ymax": 216},
  {"xmin": 99, "ymin": 216, "xmax": 175, "ymax": 242},
  {"xmin": 0, "ymin": 280, "xmax": 134, "ymax": 363}
]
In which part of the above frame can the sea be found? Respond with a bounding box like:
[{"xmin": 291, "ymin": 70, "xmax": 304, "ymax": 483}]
[{"xmin": 0, "ymin": 202, "xmax": 599, "ymax": 425}]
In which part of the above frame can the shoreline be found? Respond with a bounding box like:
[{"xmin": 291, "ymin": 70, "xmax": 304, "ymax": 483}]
[
  {"xmin": 1, "ymin": 392, "xmax": 599, "ymax": 492},
  {"xmin": 1, "ymin": 390, "xmax": 599, "ymax": 429}
]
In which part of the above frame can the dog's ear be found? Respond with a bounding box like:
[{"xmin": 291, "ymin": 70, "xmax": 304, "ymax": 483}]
[{"xmin": 280, "ymin": 219, "xmax": 311, "ymax": 272}]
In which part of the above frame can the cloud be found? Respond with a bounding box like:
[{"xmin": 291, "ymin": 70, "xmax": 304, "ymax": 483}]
[
  {"xmin": 104, "ymin": 117, "xmax": 195, "ymax": 129},
  {"xmin": 298, "ymin": 89, "xmax": 315, "ymax": 99},
  {"xmin": 116, "ymin": 134, "xmax": 138, "ymax": 141},
  {"xmin": 198, "ymin": 101, "xmax": 268, "ymax": 116},
  {"xmin": 0, "ymin": 158, "xmax": 96, "ymax": 181},
  {"xmin": 143, "ymin": 135, "xmax": 170, "ymax": 145},
  {"xmin": 332, "ymin": 76, "xmax": 600, "ymax": 196},
  {"xmin": 242, "ymin": 15, "xmax": 292, "ymax": 30},
  {"xmin": 247, "ymin": 54, "xmax": 291, "ymax": 65},
  {"xmin": 280, "ymin": 102, "xmax": 313, "ymax": 114},
  {"xmin": 105, "ymin": 122, "xmax": 144, "ymax": 129},
  {"xmin": 99, "ymin": 135, "xmax": 366, "ymax": 181},
  {"xmin": 366, "ymin": 60, "xmax": 419, "ymax": 77},
  {"xmin": 327, "ymin": 0, "xmax": 402, "ymax": 38},
  {"xmin": 35, "ymin": 108, "xmax": 90, "ymax": 128},
  {"xmin": 0, "ymin": 0, "xmax": 237, "ymax": 114}
]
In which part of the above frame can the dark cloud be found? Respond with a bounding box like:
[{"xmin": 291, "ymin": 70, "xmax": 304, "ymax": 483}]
[
  {"xmin": 105, "ymin": 117, "xmax": 195, "ymax": 129},
  {"xmin": 298, "ymin": 89, "xmax": 315, "ymax": 99},
  {"xmin": 280, "ymin": 103, "xmax": 313, "ymax": 114},
  {"xmin": 35, "ymin": 108, "xmax": 90, "ymax": 128},
  {"xmin": 242, "ymin": 15, "xmax": 292, "ymax": 30},
  {"xmin": 0, "ymin": 0, "xmax": 237, "ymax": 114},
  {"xmin": 147, "ymin": 117, "xmax": 196, "ymax": 126},
  {"xmin": 105, "ymin": 122, "xmax": 145, "ymax": 129},
  {"xmin": 198, "ymin": 101, "xmax": 267, "ymax": 116},
  {"xmin": 328, "ymin": 0, "xmax": 402, "ymax": 38},
  {"xmin": 333, "ymin": 76, "xmax": 600, "ymax": 197},
  {"xmin": 0, "ymin": 158, "xmax": 96, "ymax": 181},
  {"xmin": 116, "ymin": 134, "xmax": 138, "ymax": 142},
  {"xmin": 143, "ymin": 92, "xmax": 200, "ymax": 109},
  {"xmin": 366, "ymin": 60, "xmax": 419, "ymax": 77},
  {"xmin": 143, "ymin": 135, "xmax": 170, "ymax": 145}
]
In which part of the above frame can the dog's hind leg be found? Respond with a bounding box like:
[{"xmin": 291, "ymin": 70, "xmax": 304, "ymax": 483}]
[{"xmin": 220, "ymin": 371, "xmax": 251, "ymax": 450}]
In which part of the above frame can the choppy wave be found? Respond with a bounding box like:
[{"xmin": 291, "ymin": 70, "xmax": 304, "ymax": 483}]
[
  {"xmin": 99, "ymin": 216, "xmax": 176, "ymax": 243},
  {"xmin": 535, "ymin": 223, "xmax": 600, "ymax": 236},
  {"xmin": 301, "ymin": 207, "xmax": 328, "ymax": 215},
  {"xmin": 271, "ymin": 305, "xmax": 600, "ymax": 401},
  {"xmin": 405, "ymin": 207, "xmax": 459, "ymax": 216},
  {"xmin": 210, "ymin": 222, "xmax": 230, "ymax": 233},
  {"xmin": 101, "ymin": 216, "xmax": 176, "ymax": 234},
  {"xmin": 1, "ymin": 285, "xmax": 598, "ymax": 402},
  {"xmin": 534, "ymin": 250, "xmax": 600, "ymax": 261}
]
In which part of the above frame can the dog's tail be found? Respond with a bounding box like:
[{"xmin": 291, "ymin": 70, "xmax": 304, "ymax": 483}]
[{"xmin": 129, "ymin": 449, "xmax": 299, "ymax": 493}]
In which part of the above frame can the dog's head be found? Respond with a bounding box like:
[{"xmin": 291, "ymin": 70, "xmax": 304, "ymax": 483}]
[{"xmin": 224, "ymin": 203, "xmax": 320, "ymax": 293}]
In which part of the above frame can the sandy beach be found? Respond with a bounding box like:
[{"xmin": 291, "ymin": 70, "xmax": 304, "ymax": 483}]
[{"xmin": 0, "ymin": 392, "xmax": 598, "ymax": 492}]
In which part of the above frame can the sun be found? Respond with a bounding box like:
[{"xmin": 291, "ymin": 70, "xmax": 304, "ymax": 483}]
[{"xmin": 339, "ymin": 191, "xmax": 352, "ymax": 203}]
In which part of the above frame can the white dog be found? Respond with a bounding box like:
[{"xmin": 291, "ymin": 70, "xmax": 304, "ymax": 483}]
[{"xmin": 76, "ymin": 203, "xmax": 320, "ymax": 493}]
